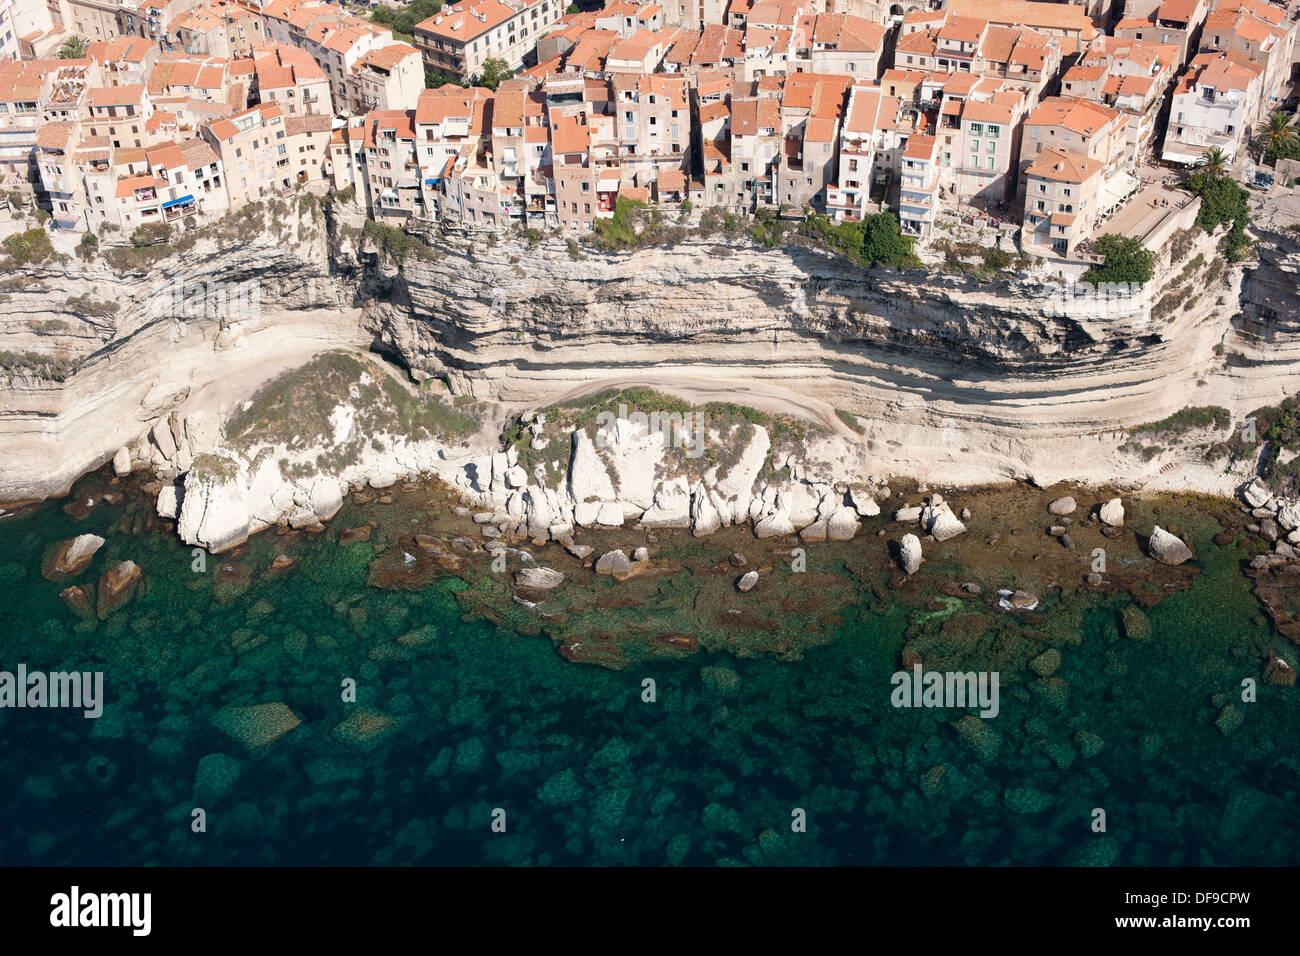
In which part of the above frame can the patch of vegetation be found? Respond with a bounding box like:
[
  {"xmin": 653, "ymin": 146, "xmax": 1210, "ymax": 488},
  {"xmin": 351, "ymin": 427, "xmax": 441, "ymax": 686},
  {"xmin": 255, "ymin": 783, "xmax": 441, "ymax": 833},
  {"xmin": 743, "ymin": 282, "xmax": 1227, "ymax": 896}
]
[
  {"xmin": 797, "ymin": 212, "xmax": 917, "ymax": 268},
  {"xmin": 131, "ymin": 222, "xmax": 172, "ymax": 247},
  {"xmin": 224, "ymin": 351, "xmax": 479, "ymax": 467},
  {"xmin": 589, "ymin": 199, "xmax": 685, "ymax": 252},
  {"xmin": 1118, "ymin": 441, "xmax": 1164, "ymax": 461},
  {"xmin": 1228, "ymin": 395, "xmax": 1300, "ymax": 492},
  {"xmin": 369, "ymin": 0, "xmax": 440, "ymax": 44},
  {"xmin": 1169, "ymin": 226, "xmax": 1198, "ymax": 264},
  {"xmin": 749, "ymin": 207, "xmax": 785, "ymax": 249},
  {"xmin": 363, "ymin": 219, "xmax": 433, "ymax": 268},
  {"xmin": 0, "ymin": 228, "xmax": 54, "ymax": 269},
  {"xmin": 1083, "ymin": 234, "xmax": 1154, "ymax": 285},
  {"xmin": 1129, "ymin": 406, "xmax": 1231, "ymax": 440},
  {"xmin": 1183, "ymin": 170, "xmax": 1252, "ymax": 261},
  {"xmin": 64, "ymin": 294, "xmax": 119, "ymax": 318},
  {"xmin": 76, "ymin": 231, "xmax": 98, "ymax": 261},
  {"xmin": 835, "ymin": 409, "xmax": 864, "ymax": 434},
  {"xmin": 0, "ymin": 349, "xmax": 77, "ymax": 382},
  {"xmin": 189, "ymin": 451, "xmax": 241, "ymax": 482}
]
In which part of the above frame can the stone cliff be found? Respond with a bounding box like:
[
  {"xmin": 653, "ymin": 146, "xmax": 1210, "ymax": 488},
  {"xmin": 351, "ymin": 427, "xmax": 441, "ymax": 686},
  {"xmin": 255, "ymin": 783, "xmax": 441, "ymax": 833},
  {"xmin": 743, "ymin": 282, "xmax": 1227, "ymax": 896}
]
[{"xmin": 2, "ymin": 202, "xmax": 1299, "ymax": 535}]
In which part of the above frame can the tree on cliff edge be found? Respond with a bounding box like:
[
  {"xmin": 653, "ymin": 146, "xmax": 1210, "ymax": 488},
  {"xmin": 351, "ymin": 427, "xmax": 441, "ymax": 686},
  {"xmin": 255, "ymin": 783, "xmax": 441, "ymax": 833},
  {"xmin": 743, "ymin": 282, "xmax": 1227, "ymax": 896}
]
[{"xmin": 1084, "ymin": 234, "xmax": 1154, "ymax": 285}]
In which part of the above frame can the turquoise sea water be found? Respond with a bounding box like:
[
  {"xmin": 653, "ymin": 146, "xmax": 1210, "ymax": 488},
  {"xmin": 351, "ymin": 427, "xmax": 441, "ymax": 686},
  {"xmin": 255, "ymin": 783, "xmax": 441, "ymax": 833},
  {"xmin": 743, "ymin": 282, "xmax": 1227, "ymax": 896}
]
[{"xmin": 1, "ymin": 470, "xmax": 1296, "ymax": 866}]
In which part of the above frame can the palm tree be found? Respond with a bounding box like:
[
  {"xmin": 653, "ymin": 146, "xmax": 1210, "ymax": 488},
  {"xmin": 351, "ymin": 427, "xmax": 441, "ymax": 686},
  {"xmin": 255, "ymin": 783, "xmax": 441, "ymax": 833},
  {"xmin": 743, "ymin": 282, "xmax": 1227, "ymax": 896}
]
[
  {"xmin": 1258, "ymin": 110, "xmax": 1298, "ymax": 157},
  {"xmin": 58, "ymin": 35, "xmax": 88, "ymax": 59},
  {"xmin": 1198, "ymin": 146, "xmax": 1229, "ymax": 177}
]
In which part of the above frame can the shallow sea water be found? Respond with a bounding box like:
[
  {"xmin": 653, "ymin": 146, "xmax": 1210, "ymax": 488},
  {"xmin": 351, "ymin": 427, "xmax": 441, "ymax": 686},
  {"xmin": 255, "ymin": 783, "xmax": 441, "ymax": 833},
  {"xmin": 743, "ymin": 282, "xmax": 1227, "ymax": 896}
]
[{"xmin": 0, "ymin": 470, "xmax": 1295, "ymax": 866}]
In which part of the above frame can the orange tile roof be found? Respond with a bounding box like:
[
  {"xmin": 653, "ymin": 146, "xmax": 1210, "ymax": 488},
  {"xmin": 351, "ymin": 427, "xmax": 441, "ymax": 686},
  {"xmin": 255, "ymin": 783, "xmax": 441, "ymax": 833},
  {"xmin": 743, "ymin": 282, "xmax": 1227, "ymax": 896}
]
[{"xmin": 1026, "ymin": 146, "xmax": 1102, "ymax": 182}]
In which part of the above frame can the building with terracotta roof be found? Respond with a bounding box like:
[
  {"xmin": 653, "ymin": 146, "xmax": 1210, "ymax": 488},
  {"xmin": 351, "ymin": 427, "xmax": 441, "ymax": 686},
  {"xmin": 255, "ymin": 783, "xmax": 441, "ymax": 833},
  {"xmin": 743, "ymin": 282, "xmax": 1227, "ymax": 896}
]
[
  {"xmin": 200, "ymin": 99, "xmax": 295, "ymax": 207},
  {"xmin": 86, "ymin": 37, "xmax": 160, "ymax": 88},
  {"xmin": 1200, "ymin": 0, "xmax": 1296, "ymax": 111},
  {"xmin": 825, "ymin": 81, "xmax": 912, "ymax": 220},
  {"xmin": 1063, "ymin": 37, "xmax": 1178, "ymax": 160},
  {"xmin": 251, "ymin": 43, "xmax": 333, "ymax": 115},
  {"xmin": 1113, "ymin": 0, "xmax": 1209, "ymax": 68},
  {"xmin": 610, "ymin": 71, "xmax": 690, "ymax": 189},
  {"xmin": 1022, "ymin": 95, "xmax": 1130, "ymax": 195},
  {"xmin": 345, "ymin": 41, "xmax": 423, "ymax": 113},
  {"xmin": 0, "ymin": 0, "xmax": 65, "ymax": 60},
  {"xmin": 1164, "ymin": 47, "xmax": 1265, "ymax": 162},
  {"xmin": 797, "ymin": 13, "xmax": 889, "ymax": 79},
  {"xmin": 941, "ymin": 83, "xmax": 1029, "ymax": 204},
  {"xmin": 898, "ymin": 130, "xmax": 940, "ymax": 236},
  {"xmin": 1021, "ymin": 146, "xmax": 1103, "ymax": 257},
  {"xmin": 85, "ymin": 83, "xmax": 154, "ymax": 150},
  {"xmin": 414, "ymin": 0, "xmax": 566, "ymax": 82}
]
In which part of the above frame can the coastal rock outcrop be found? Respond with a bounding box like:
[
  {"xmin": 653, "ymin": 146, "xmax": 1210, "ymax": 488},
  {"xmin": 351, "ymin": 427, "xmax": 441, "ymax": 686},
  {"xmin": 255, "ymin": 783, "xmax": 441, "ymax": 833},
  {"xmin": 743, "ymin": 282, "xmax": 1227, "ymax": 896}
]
[
  {"xmin": 898, "ymin": 534, "xmax": 922, "ymax": 575},
  {"xmin": 1148, "ymin": 526, "xmax": 1193, "ymax": 566}
]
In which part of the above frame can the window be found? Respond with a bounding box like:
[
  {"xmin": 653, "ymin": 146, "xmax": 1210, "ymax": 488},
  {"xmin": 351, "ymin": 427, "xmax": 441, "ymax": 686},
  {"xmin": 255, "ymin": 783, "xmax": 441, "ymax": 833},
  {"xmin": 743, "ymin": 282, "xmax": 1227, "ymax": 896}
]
[
  {"xmin": 986, "ymin": 156, "xmax": 995, "ymax": 169},
  {"xmin": 987, "ymin": 141, "xmax": 996, "ymax": 153},
  {"xmin": 970, "ymin": 153, "xmax": 978, "ymax": 167},
  {"xmin": 971, "ymin": 139, "xmax": 980, "ymax": 151},
  {"xmin": 987, "ymin": 125, "xmax": 998, "ymax": 138},
  {"xmin": 970, "ymin": 123, "xmax": 983, "ymax": 136}
]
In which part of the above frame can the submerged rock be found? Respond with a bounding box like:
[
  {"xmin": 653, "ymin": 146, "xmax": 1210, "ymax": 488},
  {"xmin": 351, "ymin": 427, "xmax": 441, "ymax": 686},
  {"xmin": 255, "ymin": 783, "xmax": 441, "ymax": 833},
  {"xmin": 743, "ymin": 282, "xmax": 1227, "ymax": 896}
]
[
  {"xmin": 1030, "ymin": 648, "xmax": 1061, "ymax": 676},
  {"xmin": 194, "ymin": 753, "xmax": 241, "ymax": 803},
  {"xmin": 953, "ymin": 715, "xmax": 1001, "ymax": 763},
  {"xmin": 1120, "ymin": 605, "xmax": 1152, "ymax": 641},
  {"xmin": 212, "ymin": 702, "xmax": 302, "ymax": 752},
  {"xmin": 42, "ymin": 534, "xmax": 104, "ymax": 580},
  {"xmin": 96, "ymin": 560, "xmax": 142, "ymax": 620},
  {"xmin": 513, "ymin": 567, "xmax": 564, "ymax": 590},
  {"xmin": 332, "ymin": 707, "xmax": 398, "ymax": 751}
]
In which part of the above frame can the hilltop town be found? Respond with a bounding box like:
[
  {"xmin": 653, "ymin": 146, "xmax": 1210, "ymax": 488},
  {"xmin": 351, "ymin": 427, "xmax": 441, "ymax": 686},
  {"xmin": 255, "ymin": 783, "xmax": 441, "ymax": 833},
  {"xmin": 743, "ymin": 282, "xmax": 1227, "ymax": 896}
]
[{"xmin": 0, "ymin": 0, "xmax": 1295, "ymax": 268}]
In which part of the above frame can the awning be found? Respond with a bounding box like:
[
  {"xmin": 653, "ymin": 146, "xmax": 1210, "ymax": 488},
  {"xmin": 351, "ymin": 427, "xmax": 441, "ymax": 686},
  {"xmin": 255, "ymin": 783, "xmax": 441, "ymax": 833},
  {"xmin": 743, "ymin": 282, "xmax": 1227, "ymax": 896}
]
[
  {"xmin": 161, "ymin": 194, "xmax": 194, "ymax": 209},
  {"xmin": 1097, "ymin": 172, "xmax": 1139, "ymax": 213},
  {"xmin": 424, "ymin": 177, "xmax": 441, "ymax": 187}
]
